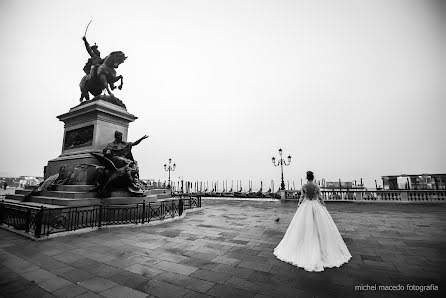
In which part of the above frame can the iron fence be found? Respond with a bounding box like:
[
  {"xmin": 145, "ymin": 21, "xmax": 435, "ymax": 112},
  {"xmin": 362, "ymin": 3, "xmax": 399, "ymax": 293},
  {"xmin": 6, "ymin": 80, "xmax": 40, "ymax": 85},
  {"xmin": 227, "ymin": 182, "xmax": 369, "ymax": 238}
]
[{"xmin": 0, "ymin": 196, "xmax": 201, "ymax": 239}]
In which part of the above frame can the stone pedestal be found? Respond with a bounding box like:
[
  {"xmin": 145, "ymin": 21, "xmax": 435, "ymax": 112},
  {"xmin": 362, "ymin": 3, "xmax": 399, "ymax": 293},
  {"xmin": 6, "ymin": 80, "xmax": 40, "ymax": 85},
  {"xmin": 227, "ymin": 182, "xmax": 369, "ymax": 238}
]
[{"xmin": 45, "ymin": 98, "xmax": 137, "ymax": 183}]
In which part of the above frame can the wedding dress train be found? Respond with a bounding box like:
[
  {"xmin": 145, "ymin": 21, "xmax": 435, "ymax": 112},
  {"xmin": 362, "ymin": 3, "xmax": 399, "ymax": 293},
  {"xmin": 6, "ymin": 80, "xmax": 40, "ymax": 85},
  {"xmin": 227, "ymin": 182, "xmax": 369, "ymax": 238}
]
[{"xmin": 273, "ymin": 183, "xmax": 352, "ymax": 272}]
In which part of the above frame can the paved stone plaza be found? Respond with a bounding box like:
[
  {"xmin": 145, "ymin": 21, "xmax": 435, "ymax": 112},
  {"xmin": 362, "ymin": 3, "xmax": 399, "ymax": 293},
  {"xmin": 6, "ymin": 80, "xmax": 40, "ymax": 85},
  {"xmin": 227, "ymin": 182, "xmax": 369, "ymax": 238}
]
[{"xmin": 1, "ymin": 199, "xmax": 445, "ymax": 297}]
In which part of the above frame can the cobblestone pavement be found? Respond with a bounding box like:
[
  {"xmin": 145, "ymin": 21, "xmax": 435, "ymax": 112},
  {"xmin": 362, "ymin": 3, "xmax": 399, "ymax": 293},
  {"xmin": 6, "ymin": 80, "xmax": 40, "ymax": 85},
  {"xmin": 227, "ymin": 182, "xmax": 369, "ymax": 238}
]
[{"xmin": 1, "ymin": 199, "xmax": 445, "ymax": 298}]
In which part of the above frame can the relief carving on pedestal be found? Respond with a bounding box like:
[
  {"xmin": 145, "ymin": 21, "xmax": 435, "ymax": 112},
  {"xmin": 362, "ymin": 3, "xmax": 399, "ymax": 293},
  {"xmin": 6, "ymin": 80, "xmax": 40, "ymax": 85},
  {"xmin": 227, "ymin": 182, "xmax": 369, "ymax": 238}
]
[{"xmin": 63, "ymin": 125, "xmax": 94, "ymax": 150}]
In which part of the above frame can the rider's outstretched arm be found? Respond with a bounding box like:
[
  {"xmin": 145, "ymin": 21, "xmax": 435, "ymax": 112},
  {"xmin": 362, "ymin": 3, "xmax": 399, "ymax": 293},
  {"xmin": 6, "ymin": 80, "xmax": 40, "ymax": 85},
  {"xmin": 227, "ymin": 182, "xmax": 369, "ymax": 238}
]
[{"xmin": 82, "ymin": 36, "xmax": 94, "ymax": 58}]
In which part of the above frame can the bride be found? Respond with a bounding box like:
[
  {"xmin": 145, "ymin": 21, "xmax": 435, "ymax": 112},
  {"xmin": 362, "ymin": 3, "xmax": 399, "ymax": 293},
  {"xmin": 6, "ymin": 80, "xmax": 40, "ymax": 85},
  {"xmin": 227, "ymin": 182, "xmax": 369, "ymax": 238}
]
[{"xmin": 273, "ymin": 171, "xmax": 352, "ymax": 272}]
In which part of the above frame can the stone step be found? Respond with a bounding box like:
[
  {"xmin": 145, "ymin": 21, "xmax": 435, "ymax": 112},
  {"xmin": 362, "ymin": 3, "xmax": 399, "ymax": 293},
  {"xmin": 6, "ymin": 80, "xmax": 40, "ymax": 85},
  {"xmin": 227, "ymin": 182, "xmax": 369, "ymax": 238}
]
[
  {"xmin": 13, "ymin": 187, "xmax": 169, "ymax": 197},
  {"xmin": 13, "ymin": 187, "xmax": 97, "ymax": 196},
  {"xmin": 102, "ymin": 195, "xmax": 158, "ymax": 205},
  {"xmin": 2, "ymin": 198, "xmax": 65, "ymax": 209},
  {"xmin": 14, "ymin": 189, "xmax": 32, "ymax": 195},
  {"xmin": 148, "ymin": 189, "xmax": 171, "ymax": 195},
  {"xmin": 4, "ymin": 194, "xmax": 100, "ymax": 207},
  {"xmin": 4, "ymin": 192, "xmax": 171, "ymax": 207},
  {"xmin": 28, "ymin": 196, "xmax": 101, "ymax": 207},
  {"xmin": 54, "ymin": 185, "xmax": 96, "ymax": 192},
  {"xmin": 110, "ymin": 190, "xmax": 138, "ymax": 197},
  {"xmin": 11, "ymin": 190, "xmax": 98, "ymax": 199},
  {"xmin": 155, "ymin": 193, "xmax": 171, "ymax": 200},
  {"xmin": 108, "ymin": 189, "xmax": 171, "ymax": 197},
  {"xmin": 5, "ymin": 194, "xmax": 26, "ymax": 201},
  {"xmin": 6, "ymin": 192, "xmax": 98, "ymax": 202},
  {"xmin": 39, "ymin": 190, "xmax": 98, "ymax": 199},
  {"xmin": 3, "ymin": 195, "xmax": 177, "ymax": 208}
]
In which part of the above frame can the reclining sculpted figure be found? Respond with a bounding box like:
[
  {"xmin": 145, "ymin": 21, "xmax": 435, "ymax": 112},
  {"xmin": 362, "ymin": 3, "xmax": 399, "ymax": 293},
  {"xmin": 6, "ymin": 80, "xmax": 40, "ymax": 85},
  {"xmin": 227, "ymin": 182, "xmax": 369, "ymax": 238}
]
[{"xmin": 92, "ymin": 131, "xmax": 148, "ymax": 197}]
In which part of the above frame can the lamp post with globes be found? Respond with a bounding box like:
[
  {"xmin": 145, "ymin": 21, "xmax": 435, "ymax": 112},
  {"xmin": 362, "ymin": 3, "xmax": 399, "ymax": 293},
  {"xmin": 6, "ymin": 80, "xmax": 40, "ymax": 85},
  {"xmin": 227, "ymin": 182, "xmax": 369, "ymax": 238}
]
[
  {"xmin": 272, "ymin": 148, "xmax": 291, "ymax": 190},
  {"xmin": 164, "ymin": 158, "xmax": 176, "ymax": 188}
]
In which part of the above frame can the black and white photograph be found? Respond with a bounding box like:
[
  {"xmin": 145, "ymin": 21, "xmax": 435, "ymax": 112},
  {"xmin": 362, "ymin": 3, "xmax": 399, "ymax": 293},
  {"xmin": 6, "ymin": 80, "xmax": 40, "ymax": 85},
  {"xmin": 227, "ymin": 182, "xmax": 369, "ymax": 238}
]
[{"xmin": 0, "ymin": 0, "xmax": 445, "ymax": 297}]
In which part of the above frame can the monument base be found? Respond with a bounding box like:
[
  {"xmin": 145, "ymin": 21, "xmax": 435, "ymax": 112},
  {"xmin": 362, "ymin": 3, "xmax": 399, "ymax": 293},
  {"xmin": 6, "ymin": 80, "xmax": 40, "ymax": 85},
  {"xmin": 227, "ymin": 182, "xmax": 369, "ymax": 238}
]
[
  {"xmin": 21, "ymin": 97, "xmax": 160, "ymax": 206},
  {"xmin": 46, "ymin": 153, "xmax": 101, "ymax": 185},
  {"xmin": 45, "ymin": 98, "xmax": 137, "ymax": 182},
  {"xmin": 5, "ymin": 185, "xmax": 170, "ymax": 207}
]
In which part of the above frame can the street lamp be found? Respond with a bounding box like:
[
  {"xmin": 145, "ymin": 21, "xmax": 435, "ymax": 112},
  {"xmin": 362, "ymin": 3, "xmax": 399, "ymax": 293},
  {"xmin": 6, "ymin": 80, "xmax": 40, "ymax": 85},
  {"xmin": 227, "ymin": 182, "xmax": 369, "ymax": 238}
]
[
  {"xmin": 163, "ymin": 158, "xmax": 176, "ymax": 188},
  {"xmin": 272, "ymin": 148, "xmax": 291, "ymax": 190}
]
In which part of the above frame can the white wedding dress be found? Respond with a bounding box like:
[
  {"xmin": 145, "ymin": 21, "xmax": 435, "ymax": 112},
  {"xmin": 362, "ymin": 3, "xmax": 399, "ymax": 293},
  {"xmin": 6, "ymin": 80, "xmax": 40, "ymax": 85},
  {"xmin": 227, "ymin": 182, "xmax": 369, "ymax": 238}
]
[{"xmin": 273, "ymin": 182, "xmax": 352, "ymax": 272}]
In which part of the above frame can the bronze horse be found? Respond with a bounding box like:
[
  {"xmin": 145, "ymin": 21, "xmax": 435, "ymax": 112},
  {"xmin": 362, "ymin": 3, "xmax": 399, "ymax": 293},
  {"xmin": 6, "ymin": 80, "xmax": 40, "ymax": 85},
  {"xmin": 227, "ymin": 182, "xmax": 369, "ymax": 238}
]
[{"xmin": 79, "ymin": 51, "xmax": 127, "ymax": 102}]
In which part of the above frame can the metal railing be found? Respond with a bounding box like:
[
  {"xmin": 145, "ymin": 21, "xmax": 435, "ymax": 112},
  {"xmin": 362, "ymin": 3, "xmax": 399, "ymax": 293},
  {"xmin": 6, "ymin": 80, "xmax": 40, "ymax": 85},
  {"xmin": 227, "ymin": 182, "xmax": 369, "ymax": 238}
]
[{"xmin": 0, "ymin": 196, "xmax": 201, "ymax": 239}]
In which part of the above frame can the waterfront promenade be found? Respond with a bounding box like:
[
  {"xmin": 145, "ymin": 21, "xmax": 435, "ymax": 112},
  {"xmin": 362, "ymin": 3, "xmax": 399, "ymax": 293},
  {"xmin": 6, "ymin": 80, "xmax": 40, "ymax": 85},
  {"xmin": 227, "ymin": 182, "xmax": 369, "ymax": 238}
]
[{"xmin": 1, "ymin": 199, "xmax": 445, "ymax": 297}]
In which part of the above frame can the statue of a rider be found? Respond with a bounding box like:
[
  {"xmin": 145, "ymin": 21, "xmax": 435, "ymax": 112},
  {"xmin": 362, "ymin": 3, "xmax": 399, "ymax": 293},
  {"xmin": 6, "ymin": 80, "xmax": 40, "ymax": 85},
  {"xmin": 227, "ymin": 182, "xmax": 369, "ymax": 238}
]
[
  {"xmin": 82, "ymin": 36, "xmax": 103, "ymax": 79},
  {"xmin": 79, "ymin": 32, "xmax": 127, "ymax": 103}
]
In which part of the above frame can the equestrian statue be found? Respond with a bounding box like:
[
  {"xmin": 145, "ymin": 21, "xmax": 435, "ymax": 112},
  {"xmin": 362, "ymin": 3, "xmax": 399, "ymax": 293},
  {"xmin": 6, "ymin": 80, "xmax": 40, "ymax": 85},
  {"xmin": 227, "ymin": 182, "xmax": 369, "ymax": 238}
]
[{"xmin": 79, "ymin": 35, "xmax": 127, "ymax": 102}]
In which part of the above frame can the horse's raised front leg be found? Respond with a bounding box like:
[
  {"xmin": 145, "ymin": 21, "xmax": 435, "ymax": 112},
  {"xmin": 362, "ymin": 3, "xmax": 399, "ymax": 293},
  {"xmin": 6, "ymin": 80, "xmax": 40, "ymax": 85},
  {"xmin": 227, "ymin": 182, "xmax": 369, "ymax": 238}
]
[
  {"xmin": 99, "ymin": 74, "xmax": 114, "ymax": 97},
  {"xmin": 118, "ymin": 75, "xmax": 124, "ymax": 90},
  {"xmin": 108, "ymin": 75, "xmax": 122, "ymax": 90},
  {"xmin": 110, "ymin": 76, "xmax": 120, "ymax": 90}
]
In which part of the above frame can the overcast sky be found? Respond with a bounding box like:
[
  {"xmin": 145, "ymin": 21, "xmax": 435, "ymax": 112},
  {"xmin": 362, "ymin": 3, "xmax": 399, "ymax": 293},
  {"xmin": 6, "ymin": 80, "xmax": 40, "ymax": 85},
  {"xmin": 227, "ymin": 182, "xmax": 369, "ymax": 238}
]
[{"xmin": 0, "ymin": 0, "xmax": 445, "ymax": 189}]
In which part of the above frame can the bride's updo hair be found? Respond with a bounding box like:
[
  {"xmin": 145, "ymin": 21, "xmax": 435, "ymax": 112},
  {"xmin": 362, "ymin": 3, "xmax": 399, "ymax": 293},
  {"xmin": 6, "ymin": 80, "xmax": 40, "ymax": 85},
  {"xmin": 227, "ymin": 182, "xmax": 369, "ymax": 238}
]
[{"xmin": 306, "ymin": 171, "xmax": 314, "ymax": 181}]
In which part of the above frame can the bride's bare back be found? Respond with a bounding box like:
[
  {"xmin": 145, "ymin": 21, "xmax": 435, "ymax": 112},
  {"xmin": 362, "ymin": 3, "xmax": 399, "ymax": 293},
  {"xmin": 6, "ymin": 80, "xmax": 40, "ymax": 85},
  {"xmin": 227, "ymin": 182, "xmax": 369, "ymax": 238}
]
[{"xmin": 302, "ymin": 182, "xmax": 319, "ymax": 200}]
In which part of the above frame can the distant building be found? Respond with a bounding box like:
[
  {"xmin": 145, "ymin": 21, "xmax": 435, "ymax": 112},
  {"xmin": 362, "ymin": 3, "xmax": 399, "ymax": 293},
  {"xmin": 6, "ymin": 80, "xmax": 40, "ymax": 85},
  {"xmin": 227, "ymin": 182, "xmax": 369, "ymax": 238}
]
[
  {"xmin": 320, "ymin": 180, "xmax": 365, "ymax": 190},
  {"xmin": 18, "ymin": 176, "xmax": 40, "ymax": 188},
  {"xmin": 325, "ymin": 181, "xmax": 354, "ymax": 189},
  {"xmin": 0, "ymin": 176, "xmax": 43, "ymax": 188},
  {"xmin": 140, "ymin": 178, "xmax": 155, "ymax": 185},
  {"xmin": 382, "ymin": 174, "xmax": 446, "ymax": 190},
  {"xmin": 0, "ymin": 177, "xmax": 21, "ymax": 187}
]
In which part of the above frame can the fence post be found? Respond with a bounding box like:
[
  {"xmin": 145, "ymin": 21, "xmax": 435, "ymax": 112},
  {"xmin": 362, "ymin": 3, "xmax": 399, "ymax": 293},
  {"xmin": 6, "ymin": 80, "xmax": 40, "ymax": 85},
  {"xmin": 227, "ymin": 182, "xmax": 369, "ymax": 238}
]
[
  {"xmin": 0, "ymin": 200, "xmax": 4, "ymax": 225},
  {"xmin": 179, "ymin": 199, "xmax": 183, "ymax": 216},
  {"xmin": 98, "ymin": 205, "xmax": 102, "ymax": 228},
  {"xmin": 161, "ymin": 202, "xmax": 165, "ymax": 219},
  {"xmin": 172, "ymin": 201, "xmax": 175, "ymax": 218},
  {"xmin": 142, "ymin": 200, "xmax": 146, "ymax": 224},
  {"xmin": 34, "ymin": 206, "xmax": 44, "ymax": 238},
  {"xmin": 25, "ymin": 209, "xmax": 31, "ymax": 233}
]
